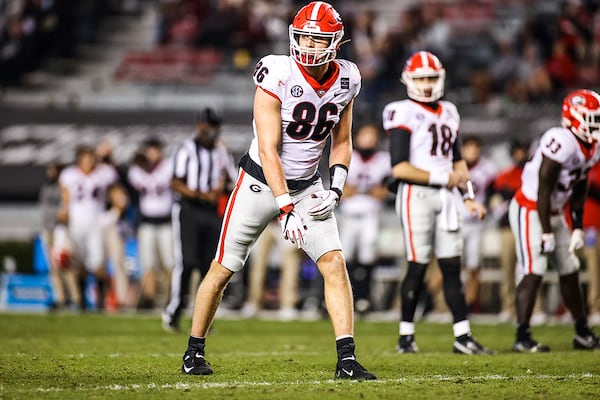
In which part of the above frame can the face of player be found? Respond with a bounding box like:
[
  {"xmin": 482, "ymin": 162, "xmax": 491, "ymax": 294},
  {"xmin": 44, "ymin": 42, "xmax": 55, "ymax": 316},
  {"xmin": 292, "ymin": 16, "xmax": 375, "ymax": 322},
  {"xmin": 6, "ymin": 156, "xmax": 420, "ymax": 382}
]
[
  {"xmin": 412, "ymin": 76, "xmax": 438, "ymax": 99},
  {"xmin": 355, "ymin": 125, "xmax": 378, "ymax": 158},
  {"xmin": 461, "ymin": 141, "xmax": 481, "ymax": 167},
  {"xmin": 298, "ymin": 34, "xmax": 330, "ymax": 66},
  {"xmin": 77, "ymin": 152, "xmax": 96, "ymax": 174},
  {"xmin": 145, "ymin": 146, "xmax": 162, "ymax": 165}
]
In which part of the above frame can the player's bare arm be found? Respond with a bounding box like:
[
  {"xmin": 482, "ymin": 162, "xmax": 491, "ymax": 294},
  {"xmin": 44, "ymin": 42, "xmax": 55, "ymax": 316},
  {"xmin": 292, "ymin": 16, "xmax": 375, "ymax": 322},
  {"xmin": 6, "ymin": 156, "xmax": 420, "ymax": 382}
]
[
  {"xmin": 329, "ymin": 99, "xmax": 353, "ymax": 169},
  {"xmin": 454, "ymin": 159, "xmax": 487, "ymax": 220},
  {"xmin": 254, "ymin": 86, "xmax": 288, "ymax": 197},
  {"xmin": 57, "ymin": 185, "xmax": 70, "ymax": 223}
]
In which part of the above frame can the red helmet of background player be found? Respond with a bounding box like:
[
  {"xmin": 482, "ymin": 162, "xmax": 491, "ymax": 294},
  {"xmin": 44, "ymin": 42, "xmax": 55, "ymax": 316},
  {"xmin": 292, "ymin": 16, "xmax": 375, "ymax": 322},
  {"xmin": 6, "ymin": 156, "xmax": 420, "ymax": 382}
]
[
  {"xmin": 561, "ymin": 89, "xmax": 600, "ymax": 144},
  {"xmin": 401, "ymin": 51, "xmax": 446, "ymax": 103},
  {"xmin": 289, "ymin": 1, "xmax": 344, "ymax": 66}
]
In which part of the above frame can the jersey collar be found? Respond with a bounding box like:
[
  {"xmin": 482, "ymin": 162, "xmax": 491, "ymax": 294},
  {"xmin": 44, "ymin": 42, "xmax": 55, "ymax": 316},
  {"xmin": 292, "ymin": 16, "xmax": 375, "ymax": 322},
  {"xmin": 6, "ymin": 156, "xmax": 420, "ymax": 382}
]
[
  {"xmin": 411, "ymin": 99, "xmax": 443, "ymax": 116},
  {"xmin": 295, "ymin": 60, "xmax": 340, "ymax": 97}
]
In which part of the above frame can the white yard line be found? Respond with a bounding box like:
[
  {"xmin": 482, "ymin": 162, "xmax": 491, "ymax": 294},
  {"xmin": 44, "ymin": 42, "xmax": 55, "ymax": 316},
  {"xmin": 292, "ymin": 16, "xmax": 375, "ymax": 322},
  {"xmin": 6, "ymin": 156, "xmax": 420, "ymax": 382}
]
[{"xmin": 23, "ymin": 373, "xmax": 596, "ymax": 393}]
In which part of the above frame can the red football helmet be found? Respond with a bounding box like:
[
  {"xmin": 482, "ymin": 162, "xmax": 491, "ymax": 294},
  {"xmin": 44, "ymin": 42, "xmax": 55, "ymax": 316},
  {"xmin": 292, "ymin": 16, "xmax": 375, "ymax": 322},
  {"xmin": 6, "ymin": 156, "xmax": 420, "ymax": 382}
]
[
  {"xmin": 401, "ymin": 51, "xmax": 446, "ymax": 102},
  {"xmin": 561, "ymin": 89, "xmax": 600, "ymax": 143},
  {"xmin": 289, "ymin": 1, "xmax": 344, "ymax": 66}
]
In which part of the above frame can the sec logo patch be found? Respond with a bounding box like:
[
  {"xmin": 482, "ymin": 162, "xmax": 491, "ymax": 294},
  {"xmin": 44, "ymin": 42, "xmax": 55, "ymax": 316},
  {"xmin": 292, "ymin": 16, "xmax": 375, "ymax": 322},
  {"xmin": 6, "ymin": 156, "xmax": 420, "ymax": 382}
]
[{"xmin": 291, "ymin": 85, "xmax": 303, "ymax": 97}]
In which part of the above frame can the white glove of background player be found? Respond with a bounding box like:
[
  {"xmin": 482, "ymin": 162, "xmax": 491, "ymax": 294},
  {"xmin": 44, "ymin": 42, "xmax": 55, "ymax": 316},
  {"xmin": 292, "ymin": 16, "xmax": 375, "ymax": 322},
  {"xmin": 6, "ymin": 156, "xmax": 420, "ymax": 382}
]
[
  {"xmin": 279, "ymin": 205, "xmax": 307, "ymax": 248},
  {"xmin": 568, "ymin": 228, "xmax": 585, "ymax": 253},
  {"xmin": 307, "ymin": 190, "xmax": 339, "ymax": 220},
  {"xmin": 540, "ymin": 232, "xmax": 556, "ymax": 254}
]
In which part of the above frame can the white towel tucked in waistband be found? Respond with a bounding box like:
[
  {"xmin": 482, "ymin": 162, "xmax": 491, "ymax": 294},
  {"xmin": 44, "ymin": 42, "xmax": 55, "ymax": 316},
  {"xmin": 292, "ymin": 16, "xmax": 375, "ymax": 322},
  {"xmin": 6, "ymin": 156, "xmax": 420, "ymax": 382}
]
[{"xmin": 439, "ymin": 188, "xmax": 459, "ymax": 231}]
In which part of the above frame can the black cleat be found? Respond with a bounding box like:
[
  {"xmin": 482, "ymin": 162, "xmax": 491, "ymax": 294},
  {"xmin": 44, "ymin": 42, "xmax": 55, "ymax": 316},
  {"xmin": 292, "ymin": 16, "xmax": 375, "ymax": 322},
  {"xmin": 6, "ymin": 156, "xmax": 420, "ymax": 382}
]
[
  {"xmin": 182, "ymin": 350, "xmax": 213, "ymax": 375},
  {"xmin": 512, "ymin": 338, "xmax": 550, "ymax": 353},
  {"xmin": 397, "ymin": 335, "xmax": 419, "ymax": 353},
  {"xmin": 453, "ymin": 334, "xmax": 494, "ymax": 355},
  {"xmin": 573, "ymin": 333, "xmax": 600, "ymax": 350},
  {"xmin": 334, "ymin": 357, "xmax": 376, "ymax": 380}
]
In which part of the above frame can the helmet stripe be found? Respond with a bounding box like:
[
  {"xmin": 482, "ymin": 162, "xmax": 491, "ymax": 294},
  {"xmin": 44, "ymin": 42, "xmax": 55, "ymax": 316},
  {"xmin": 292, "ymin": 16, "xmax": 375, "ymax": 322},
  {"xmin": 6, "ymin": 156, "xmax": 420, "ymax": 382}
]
[
  {"xmin": 310, "ymin": 2, "xmax": 324, "ymax": 20},
  {"xmin": 419, "ymin": 51, "xmax": 428, "ymax": 68}
]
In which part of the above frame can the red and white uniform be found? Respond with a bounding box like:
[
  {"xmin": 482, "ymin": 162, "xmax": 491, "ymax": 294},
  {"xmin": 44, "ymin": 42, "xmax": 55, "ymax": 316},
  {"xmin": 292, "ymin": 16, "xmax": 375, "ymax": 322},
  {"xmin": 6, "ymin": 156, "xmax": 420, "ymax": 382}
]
[
  {"xmin": 382, "ymin": 99, "xmax": 463, "ymax": 263},
  {"xmin": 128, "ymin": 159, "xmax": 175, "ymax": 273},
  {"xmin": 217, "ymin": 55, "xmax": 361, "ymax": 272},
  {"xmin": 461, "ymin": 158, "xmax": 496, "ymax": 270},
  {"xmin": 59, "ymin": 163, "xmax": 118, "ymax": 271},
  {"xmin": 248, "ymin": 55, "xmax": 360, "ymax": 180},
  {"xmin": 509, "ymin": 126, "xmax": 600, "ymax": 278},
  {"xmin": 338, "ymin": 150, "xmax": 391, "ymax": 264}
]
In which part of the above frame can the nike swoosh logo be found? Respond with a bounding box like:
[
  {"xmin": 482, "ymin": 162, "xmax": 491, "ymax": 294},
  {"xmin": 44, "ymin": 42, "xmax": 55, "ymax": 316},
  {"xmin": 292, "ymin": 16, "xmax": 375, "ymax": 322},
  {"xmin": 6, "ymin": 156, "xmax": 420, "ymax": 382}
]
[
  {"xmin": 183, "ymin": 365, "xmax": 194, "ymax": 373},
  {"xmin": 342, "ymin": 368, "xmax": 354, "ymax": 376},
  {"xmin": 333, "ymin": 92, "xmax": 345, "ymax": 97}
]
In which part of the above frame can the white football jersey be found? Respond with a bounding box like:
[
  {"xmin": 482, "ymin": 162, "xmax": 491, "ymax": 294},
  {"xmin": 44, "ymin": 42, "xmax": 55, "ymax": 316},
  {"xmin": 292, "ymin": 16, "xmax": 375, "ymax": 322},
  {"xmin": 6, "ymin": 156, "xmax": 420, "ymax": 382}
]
[
  {"xmin": 520, "ymin": 126, "xmax": 600, "ymax": 210},
  {"xmin": 128, "ymin": 159, "xmax": 174, "ymax": 218},
  {"xmin": 59, "ymin": 163, "xmax": 118, "ymax": 225},
  {"xmin": 461, "ymin": 157, "xmax": 497, "ymax": 220},
  {"xmin": 248, "ymin": 55, "xmax": 361, "ymax": 181},
  {"xmin": 340, "ymin": 150, "xmax": 391, "ymax": 215},
  {"xmin": 382, "ymin": 99, "xmax": 460, "ymax": 175}
]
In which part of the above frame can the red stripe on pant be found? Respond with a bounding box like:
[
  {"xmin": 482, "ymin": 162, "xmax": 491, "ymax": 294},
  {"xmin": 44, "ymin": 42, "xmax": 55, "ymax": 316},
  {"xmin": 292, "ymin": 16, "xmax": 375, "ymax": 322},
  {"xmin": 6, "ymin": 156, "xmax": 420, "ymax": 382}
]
[{"xmin": 217, "ymin": 170, "xmax": 245, "ymax": 264}]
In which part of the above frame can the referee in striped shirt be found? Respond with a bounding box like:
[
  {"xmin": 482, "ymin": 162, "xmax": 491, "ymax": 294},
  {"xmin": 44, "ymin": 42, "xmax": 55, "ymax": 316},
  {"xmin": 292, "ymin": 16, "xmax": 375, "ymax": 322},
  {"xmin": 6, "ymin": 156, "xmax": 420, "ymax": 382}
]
[{"xmin": 162, "ymin": 108, "xmax": 236, "ymax": 332}]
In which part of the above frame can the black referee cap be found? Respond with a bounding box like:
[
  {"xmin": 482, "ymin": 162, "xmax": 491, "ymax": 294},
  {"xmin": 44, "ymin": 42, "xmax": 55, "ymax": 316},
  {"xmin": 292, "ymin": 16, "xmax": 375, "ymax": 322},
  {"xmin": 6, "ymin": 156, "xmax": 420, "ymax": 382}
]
[{"xmin": 196, "ymin": 107, "xmax": 222, "ymax": 126}]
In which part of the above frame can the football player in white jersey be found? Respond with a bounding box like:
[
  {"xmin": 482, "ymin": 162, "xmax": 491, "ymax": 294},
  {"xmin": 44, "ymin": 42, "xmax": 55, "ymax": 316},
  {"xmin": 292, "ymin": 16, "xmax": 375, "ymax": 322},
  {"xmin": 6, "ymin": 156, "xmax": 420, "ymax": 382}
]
[
  {"xmin": 127, "ymin": 138, "xmax": 175, "ymax": 309},
  {"xmin": 181, "ymin": 2, "xmax": 375, "ymax": 380},
  {"xmin": 382, "ymin": 51, "xmax": 492, "ymax": 355},
  {"xmin": 338, "ymin": 123, "xmax": 391, "ymax": 314},
  {"xmin": 58, "ymin": 145, "xmax": 118, "ymax": 309},
  {"xmin": 508, "ymin": 89, "xmax": 600, "ymax": 352},
  {"xmin": 459, "ymin": 136, "xmax": 497, "ymax": 308}
]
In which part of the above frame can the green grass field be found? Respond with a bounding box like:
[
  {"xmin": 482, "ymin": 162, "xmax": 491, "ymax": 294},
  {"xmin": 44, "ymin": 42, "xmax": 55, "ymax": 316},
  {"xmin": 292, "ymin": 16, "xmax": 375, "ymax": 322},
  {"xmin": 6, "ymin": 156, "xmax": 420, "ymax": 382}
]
[{"xmin": 0, "ymin": 313, "xmax": 599, "ymax": 400}]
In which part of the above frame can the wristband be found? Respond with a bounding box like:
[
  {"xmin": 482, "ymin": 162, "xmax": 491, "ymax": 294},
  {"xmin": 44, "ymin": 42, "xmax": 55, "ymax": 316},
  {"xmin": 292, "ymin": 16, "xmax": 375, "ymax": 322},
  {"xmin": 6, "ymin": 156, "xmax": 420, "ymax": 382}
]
[
  {"xmin": 428, "ymin": 171, "xmax": 449, "ymax": 186},
  {"xmin": 330, "ymin": 164, "xmax": 348, "ymax": 198},
  {"xmin": 275, "ymin": 193, "xmax": 293, "ymax": 212},
  {"xmin": 463, "ymin": 180, "xmax": 475, "ymax": 201}
]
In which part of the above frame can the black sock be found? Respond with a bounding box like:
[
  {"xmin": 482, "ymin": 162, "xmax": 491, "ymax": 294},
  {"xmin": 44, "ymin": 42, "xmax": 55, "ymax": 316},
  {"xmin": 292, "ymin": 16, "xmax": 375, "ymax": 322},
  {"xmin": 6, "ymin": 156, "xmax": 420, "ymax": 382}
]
[
  {"xmin": 188, "ymin": 336, "xmax": 206, "ymax": 355},
  {"xmin": 401, "ymin": 262, "xmax": 427, "ymax": 322},
  {"xmin": 517, "ymin": 323, "xmax": 531, "ymax": 342},
  {"xmin": 438, "ymin": 257, "xmax": 468, "ymax": 322},
  {"xmin": 336, "ymin": 337, "xmax": 355, "ymax": 361},
  {"xmin": 575, "ymin": 319, "xmax": 590, "ymax": 336}
]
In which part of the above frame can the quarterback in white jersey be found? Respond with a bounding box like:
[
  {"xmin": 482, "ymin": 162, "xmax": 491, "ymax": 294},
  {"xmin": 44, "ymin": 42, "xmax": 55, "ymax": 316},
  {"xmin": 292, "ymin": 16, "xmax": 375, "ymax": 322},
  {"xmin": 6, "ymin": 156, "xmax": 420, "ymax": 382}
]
[
  {"xmin": 338, "ymin": 123, "xmax": 390, "ymax": 313},
  {"xmin": 383, "ymin": 51, "xmax": 491, "ymax": 355},
  {"xmin": 508, "ymin": 89, "xmax": 600, "ymax": 352},
  {"xmin": 181, "ymin": 2, "xmax": 375, "ymax": 380}
]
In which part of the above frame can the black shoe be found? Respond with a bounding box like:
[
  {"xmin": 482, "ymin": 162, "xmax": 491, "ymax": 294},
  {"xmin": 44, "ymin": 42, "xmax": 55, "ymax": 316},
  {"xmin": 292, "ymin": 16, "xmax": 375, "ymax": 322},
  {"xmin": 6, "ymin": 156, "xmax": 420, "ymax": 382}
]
[
  {"xmin": 397, "ymin": 335, "xmax": 419, "ymax": 353},
  {"xmin": 573, "ymin": 333, "xmax": 600, "ymax": 350},
  {"xmin": 334, "ymin": 357, "xmax": 376, "ymax": 380},
  {"xmin": 161, "ymin": 312, "xmax": 180, "ymax": 333},
  {"xmin": 453, "ymin": 334, "xmax": 494, "ymax": 355},
  {"xmin": 512, "ymin": 338, "xmax": 550, "ymax": 353},
  {"xmin": 182, "ymin": 350, "xmax": 213, "ymax": 375}
]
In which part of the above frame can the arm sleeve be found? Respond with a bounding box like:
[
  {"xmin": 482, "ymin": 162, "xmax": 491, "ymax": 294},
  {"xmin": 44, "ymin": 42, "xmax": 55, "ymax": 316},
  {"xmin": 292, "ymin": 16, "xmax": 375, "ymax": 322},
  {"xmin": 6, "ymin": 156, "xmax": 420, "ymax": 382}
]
[
  {"xmin": 569, "ymin": 178, "xmax": 588, "ymax": 229},
  {"xmin": 452, "ymin": 136, "xmax": 462, "ymax": 162},
  {"xmin": 537, "ymin": 155, "xmax": 562, "ymax": 233},
  {"xmin": 389, "ymin": 128, "xmax": 411, "ymax": 166}
]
